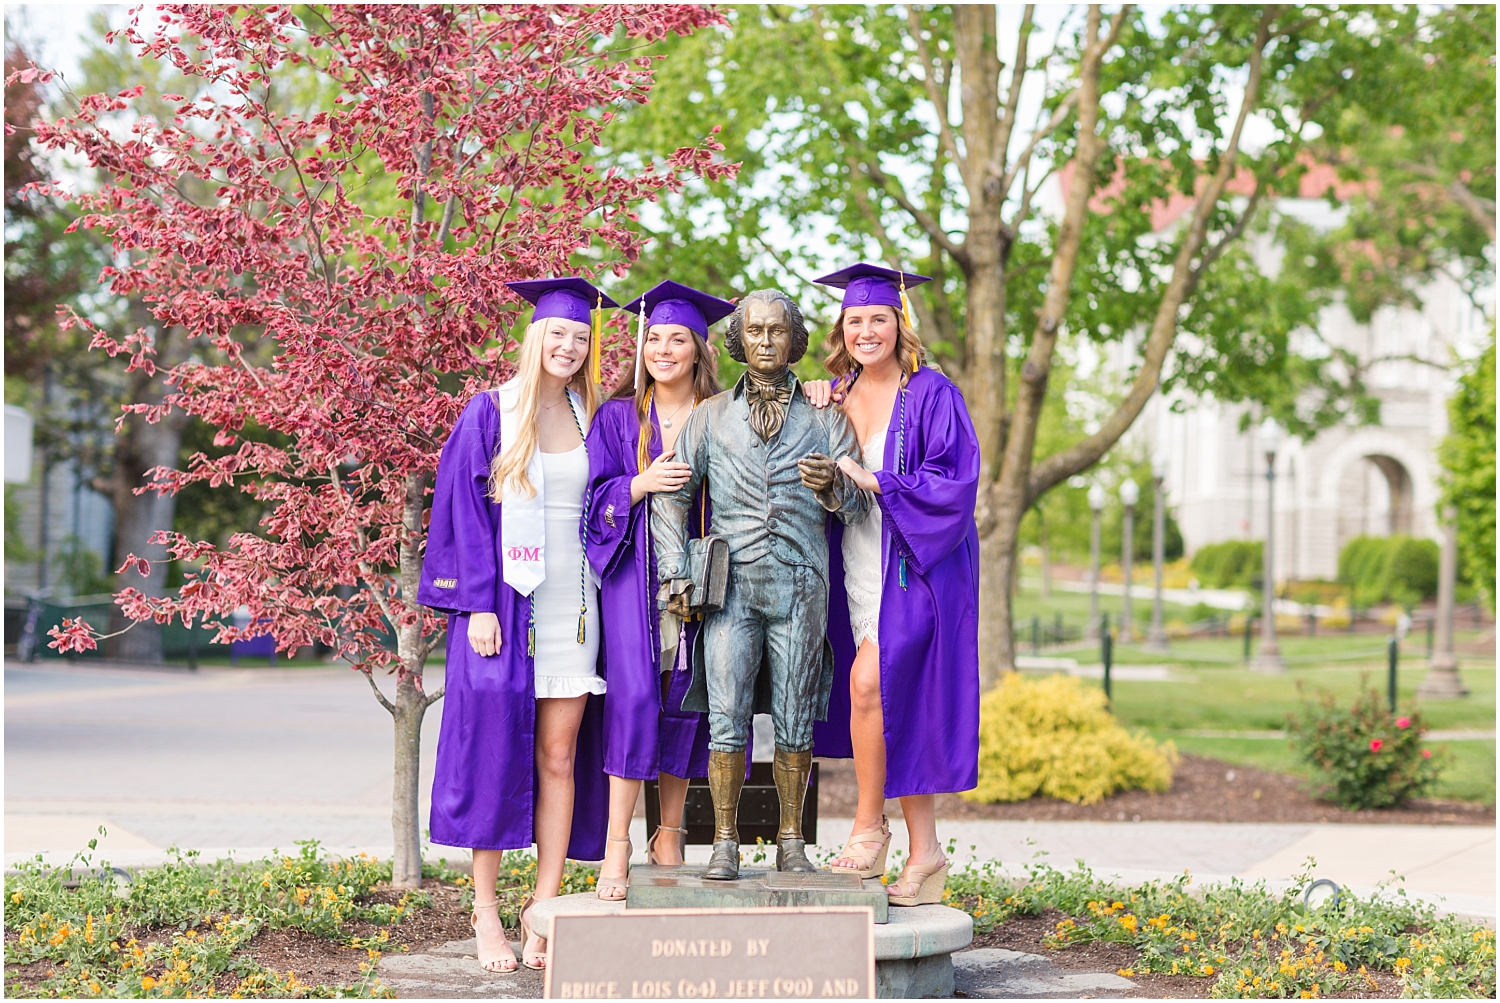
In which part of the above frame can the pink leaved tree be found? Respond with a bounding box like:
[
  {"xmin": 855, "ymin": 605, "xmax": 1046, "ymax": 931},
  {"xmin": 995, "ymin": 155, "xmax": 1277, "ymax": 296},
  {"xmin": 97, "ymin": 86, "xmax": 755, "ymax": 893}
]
[{"xmin": 22, "ymin": 4, "xmax": 731, "ymax": 888}]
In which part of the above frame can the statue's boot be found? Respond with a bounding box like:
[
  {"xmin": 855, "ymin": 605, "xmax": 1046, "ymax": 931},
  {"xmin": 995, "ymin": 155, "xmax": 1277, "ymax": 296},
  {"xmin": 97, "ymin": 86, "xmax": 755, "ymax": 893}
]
[
  {"xmin": 704, "ymin": 749, "xmax": 745, "ymax": 881},
  {"xmin": 774, "ymin": 747, "xmax": 816, "ymax": 872}
]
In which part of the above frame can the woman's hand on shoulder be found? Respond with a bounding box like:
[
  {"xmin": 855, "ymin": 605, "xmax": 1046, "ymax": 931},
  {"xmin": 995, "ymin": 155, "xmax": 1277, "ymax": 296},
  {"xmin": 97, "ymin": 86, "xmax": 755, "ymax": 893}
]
[
  {"xmin": 468, "ymin": 611, "xmax": 501, "ymax": 657},
  {"xmin": 630, "ymin": 449, "xmax": 692, "ymax": 503},
  {"xmin": 803, "ymin": 380, "xmax": 837, "ymax": 409}
]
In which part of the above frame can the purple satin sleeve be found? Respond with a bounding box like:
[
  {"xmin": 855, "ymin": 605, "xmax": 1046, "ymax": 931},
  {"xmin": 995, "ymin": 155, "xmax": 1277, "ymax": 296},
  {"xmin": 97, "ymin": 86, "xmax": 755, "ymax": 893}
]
[
  {"xmin": 874, "ymin": 381, "xmax": 980, "ymax": 576},
  {"xmin": 585, "ymin": 402, "xmax": 641, "ymax": 580},
  {"xmin": 419, "ymin": 393, "xmax": 500, "ymax": 615}
]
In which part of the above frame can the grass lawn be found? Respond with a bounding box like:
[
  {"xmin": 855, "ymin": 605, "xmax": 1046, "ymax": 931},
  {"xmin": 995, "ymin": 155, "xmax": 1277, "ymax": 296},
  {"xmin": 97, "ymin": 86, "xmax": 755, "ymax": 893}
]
[
  {"xmin": 1007, "ymin": 584, "xmax": 1497, "ymax": 804},
  {"xmin": 1105, "ymin": 659, "xmax": 1496, "ymax": 804}
]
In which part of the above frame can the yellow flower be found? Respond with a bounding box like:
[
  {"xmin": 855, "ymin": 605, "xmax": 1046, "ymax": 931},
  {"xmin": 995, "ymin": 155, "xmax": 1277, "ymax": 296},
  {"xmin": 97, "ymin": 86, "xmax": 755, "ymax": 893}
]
[
  {"xmin": 1393, "ymin": 957, "xmax": 1412, "ymax": 972},
  {"xmin": 1117, "ymin": 968, "xmax": 1135, "ymax": 977},
  {"xmin": 142, "ymin": 976, "xmax": 158, "ymax": 990}
]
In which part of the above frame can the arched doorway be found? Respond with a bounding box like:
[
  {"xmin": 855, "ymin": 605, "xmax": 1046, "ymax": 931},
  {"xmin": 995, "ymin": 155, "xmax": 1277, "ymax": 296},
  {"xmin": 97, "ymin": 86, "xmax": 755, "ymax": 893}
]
[{"xmin": 1335, "ymin": 453, "xmax": 1414, "ymax": 548}]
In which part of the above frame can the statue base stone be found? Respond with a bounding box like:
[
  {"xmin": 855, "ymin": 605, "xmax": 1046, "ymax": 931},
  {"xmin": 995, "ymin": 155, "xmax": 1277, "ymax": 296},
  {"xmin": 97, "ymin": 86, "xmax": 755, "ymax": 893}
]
[
  {"xmin": 625, "ymin": 863, "xmax": 888, "ymax": 922},
  {"xmin": 528, "ymin": 882, "xmax": 974, "ymax": 999}
]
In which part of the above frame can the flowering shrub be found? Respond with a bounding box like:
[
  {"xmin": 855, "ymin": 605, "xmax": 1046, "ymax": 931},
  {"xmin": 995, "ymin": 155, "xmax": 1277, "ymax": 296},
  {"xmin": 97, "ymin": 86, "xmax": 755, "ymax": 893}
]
[
  {"xmin": 964, "ymin": 673, "xmax": 1177, "ymax": 804},
  {"xmin": 1288, "ymin": 686, "xmax": 1445, "ymax": 810}
]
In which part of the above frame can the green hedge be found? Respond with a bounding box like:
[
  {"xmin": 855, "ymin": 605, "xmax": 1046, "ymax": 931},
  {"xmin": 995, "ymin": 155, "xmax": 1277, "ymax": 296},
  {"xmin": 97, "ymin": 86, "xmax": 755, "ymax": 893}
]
[
  {"xmin": 1189, "ymin": 540, "xmax": 1263, "ymax": 589},
  {"xmin": 1338, "ymin": 535, "xmax": 1439, "ymax": 607}
]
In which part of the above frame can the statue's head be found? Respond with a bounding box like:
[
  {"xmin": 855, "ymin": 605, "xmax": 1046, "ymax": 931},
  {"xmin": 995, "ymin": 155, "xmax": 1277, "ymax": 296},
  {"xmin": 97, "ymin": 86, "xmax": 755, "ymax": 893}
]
[{"xmin": 725, "ymin": 289, "xmax": 808, "ymax": 376}]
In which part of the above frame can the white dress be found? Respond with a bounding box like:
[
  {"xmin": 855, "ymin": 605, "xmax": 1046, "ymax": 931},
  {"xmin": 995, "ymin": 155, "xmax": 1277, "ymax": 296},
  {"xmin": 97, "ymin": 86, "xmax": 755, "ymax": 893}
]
[
  {"xmin": 843, "ymin": 423, "xmax": 887, "ymax": 649},
  {"xmin": 532, "ymin": 445, "xmax": 604, "ymax": 698}
]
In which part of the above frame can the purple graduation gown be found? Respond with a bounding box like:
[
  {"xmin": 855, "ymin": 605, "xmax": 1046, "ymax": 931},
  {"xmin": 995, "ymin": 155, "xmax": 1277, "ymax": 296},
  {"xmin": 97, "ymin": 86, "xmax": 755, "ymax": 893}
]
[
  {"xmin": 418, "ymin": 392, "xmax": 608, "ymax": 857},
  {"xmin": 812, "ymin": 367, "xmax": 981, "ymax": 798},
  {"xmin": 585, "ymin": 398, "xmax": 712, "ymax": 780}
]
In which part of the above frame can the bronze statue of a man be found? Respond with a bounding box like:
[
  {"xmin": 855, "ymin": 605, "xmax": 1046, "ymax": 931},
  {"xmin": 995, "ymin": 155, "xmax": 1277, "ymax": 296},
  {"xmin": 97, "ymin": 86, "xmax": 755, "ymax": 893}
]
[{"xmin": 654, "ymin": 289, "xmax": 869, "ymax": 880}]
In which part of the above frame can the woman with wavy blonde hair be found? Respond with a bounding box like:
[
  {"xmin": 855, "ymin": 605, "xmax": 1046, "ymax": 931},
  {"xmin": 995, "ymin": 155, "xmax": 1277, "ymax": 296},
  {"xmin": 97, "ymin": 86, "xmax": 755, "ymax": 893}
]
[
  {"xmin": 804, "ymin": 263, "xmax": 981, "ymax": 910},
  {"xmin": 420, "ymin": 277, "xmax": 617, "ymax": 975}
]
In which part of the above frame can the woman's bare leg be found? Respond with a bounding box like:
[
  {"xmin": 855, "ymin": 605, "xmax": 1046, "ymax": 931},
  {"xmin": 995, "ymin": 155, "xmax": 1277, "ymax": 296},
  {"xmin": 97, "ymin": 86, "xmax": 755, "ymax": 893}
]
[
  {"xmin": 600, "ymin": 775, "xmax": 641, "ymax": 890},
  {"xmin": 533, "ymin": 695, "xmax": 589, "ymax": 901},
  {"xmin": 471, "ymin": 848, "xmax": 517, "ymax": 971},
  {"xmin": 654, "ymin": 772, "xmax": 690, "ymax": 865},
  {"xmin": 834, "ymin": 640, "xmax": 889, "ymax": 869}
]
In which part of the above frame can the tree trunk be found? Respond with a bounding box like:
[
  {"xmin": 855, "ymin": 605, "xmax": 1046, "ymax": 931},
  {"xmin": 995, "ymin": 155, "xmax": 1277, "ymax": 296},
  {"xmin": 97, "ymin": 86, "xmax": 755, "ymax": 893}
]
[
  {"xmin": 109, "ymin": 329, "xmax": 188, "ymax": 662},
  {"xmin": 390, "ymin": 672, "xmax": 429, "ymax": 889},
  {"xmin": 385, "ymin": 471, "xmax": 439, "ymax": 890}
]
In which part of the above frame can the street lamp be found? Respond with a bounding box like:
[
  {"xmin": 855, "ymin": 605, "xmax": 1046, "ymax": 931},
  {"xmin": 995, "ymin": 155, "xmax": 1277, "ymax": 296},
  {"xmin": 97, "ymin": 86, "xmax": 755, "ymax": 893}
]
[
  {"xmin": 1417, "ymin": 505, "xmax": 1470, "ymax": 698},
  {"xmin": 1088, "ymin": 484, "xmax": 1107, "ymax": 638},
  {"xmin": 1255, "ymin": 417, "xmax": 1286, "ymax": 672},
  {"xmin": 1120, "ymin": 479, "xmax": 1140, "ymax": 641},
  {"xmin": 1146, "ymin": 451, "xmax": 1170, "ymax": 653}
]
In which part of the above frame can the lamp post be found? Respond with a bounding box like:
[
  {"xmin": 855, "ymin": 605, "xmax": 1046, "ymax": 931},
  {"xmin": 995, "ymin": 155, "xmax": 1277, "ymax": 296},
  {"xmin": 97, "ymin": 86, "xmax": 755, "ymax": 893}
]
[
  {"xmin": 1088, "ymin": 484, "xmax": 1106, "ymax": 639},
  {"xmin": 1417, "ymin": 505, "xmax": 1470, "ymax": 698},
  {"xmin": 1146, "ymin": 452, "xmax": 1170, "ymax": 653},
  {"xmin": 1120, "ymin": 479, "xmax": 1139, "ymax": 642},
  {"xmin": 1254, "ymin": 418, "xmax": 1286, "ymax": 672}
]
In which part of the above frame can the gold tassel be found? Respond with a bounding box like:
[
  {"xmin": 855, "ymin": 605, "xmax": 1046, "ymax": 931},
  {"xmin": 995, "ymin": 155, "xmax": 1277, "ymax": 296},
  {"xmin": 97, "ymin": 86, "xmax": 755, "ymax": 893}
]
[
  {"xmin": 899, "ymin": 273, "xmax": 914, "ymax": 327},
  {"xmin": 527, "ymin": 596, "xmax": 536, "ymax": 657},
  {"xmin": 577, "ymin": 611, "xmax": 587, "ymax": 644},
  {"xmin": 638, "ymin": 385, "xmax": 654, "ymax": 474},
  {"xmin": 592, "ymin": 290, "xmax": 603, "ymax": 384},
  {"xmin": 911, "ymin": 350, "xmax": 920, "ymax": 373}
]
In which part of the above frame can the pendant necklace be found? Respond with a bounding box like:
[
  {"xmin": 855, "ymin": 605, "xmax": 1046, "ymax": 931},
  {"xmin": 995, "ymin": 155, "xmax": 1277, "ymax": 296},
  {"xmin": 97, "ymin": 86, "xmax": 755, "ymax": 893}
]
[{"xmin": 659, "ymin": 396, "xmax": 692, "ymax": 428}]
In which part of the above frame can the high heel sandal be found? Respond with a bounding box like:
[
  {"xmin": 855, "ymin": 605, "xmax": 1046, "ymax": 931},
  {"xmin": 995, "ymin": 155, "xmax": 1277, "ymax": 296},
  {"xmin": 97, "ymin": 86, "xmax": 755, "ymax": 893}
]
[
  {"xmin": 886, "ymin": 856, "xmax": 949, "ymax": 907},
  {"xmin": 596, "ymin": 834, "xmax": 632, "ymax": 900},
  {"xmin": 518, "ymin": 894, "xmax": 547, "ymax": 971},
  {"xmin": 647, "ymin": 825, "xmax": 688, "ymax": 866},
  {"xmin": 829, "ymin": 817, "xmax": 891, "ymax": 880},
  {"xmin": 469, "ymin": 900, "xmax": 518, "ymax": 974}
]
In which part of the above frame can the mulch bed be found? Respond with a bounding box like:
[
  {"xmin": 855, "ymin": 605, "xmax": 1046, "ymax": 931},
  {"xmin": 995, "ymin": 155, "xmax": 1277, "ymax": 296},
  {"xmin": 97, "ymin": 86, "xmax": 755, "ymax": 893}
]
[
  {"xmin": 816, "ymin": 753, "xmax": 1495, "ymax": 825},
  {"xmin": 962, "ymin": 907, "xmax": 1406, "ymax": 1000},
  {"xmin": 4, "ymin": 880, "xmax": 478, "ymax": 998}
]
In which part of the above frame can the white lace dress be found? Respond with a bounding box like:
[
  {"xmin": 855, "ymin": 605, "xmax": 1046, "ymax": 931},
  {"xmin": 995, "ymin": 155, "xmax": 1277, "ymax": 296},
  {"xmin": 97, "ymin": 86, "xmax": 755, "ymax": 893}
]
[
  {"xmin": 842, "ymin": 423, "xmax": 887, "ymax": 649},
  {"xmin": 532, "ymin": 445, "xmax": 604, "ymax": 698}
]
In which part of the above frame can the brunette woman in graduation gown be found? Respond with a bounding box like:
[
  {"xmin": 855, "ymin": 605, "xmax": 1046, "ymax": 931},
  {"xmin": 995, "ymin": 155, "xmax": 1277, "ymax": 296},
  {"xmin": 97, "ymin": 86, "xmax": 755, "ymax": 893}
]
[{"xmin": 585, "ymin": 281, "xmax": 735, "ymax": 898}]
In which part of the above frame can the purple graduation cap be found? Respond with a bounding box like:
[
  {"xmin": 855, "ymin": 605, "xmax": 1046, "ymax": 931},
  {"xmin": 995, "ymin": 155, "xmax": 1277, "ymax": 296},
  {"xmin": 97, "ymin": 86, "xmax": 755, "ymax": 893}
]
[
  {"xmin": 621, "ymin": 280, "xmax": 737, "ymax": 337},
  {"xmin": 622, "ymin": 280, "xmax": 737, "ymax": 385},
  {"xmin": 506, "ymin": 276, "xmax": 619, "ymax": 326},
  {"xmin": 813, "ymin": 262, "xmax": 931, "ymax": 315}
]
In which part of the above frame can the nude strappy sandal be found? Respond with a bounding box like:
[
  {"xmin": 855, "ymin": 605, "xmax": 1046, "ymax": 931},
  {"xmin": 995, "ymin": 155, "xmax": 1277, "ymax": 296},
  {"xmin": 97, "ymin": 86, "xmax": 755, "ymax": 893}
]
[
  {"xmin": 829, "ymin": 817, "xmax": 891, "ymax": 879},
  {"xmin": 596, "ymin": 834, "xmax": 632, "ymax": 900},
  {"xmin": 518, "ymin": 894, "xmax": 547, "ymax": 971},
  {"xmin": 887, "ymin": 855, "xmax": 949, "ymax": 907},
  {"xmin": 469, "ymin": 900, "xmax": 518, "ymax": 974},
  {"xmin": 647, "ymin": 824, "xmax": 688, "ymax": 866}
]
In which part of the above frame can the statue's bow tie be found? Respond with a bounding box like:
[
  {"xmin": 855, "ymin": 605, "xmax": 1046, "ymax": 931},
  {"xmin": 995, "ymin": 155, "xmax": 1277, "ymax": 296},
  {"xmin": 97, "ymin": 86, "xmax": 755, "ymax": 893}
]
[{"xmin": 745, "ymin": 378, "xmax": 792, "ymax": 405}]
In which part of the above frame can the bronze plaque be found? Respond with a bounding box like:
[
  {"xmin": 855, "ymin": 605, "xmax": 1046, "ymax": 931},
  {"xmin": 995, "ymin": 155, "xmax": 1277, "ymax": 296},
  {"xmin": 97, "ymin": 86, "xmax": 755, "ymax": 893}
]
[{"xmin": 544, "ymin": 907, "xmax": 874, "ymax": 1000}]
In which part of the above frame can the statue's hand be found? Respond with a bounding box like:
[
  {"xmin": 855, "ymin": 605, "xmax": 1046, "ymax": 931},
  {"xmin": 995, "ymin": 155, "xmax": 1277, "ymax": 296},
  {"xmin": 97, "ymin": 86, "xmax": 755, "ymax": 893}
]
[
  {"xmin": 798, "ymin": 453, "xmax": 838, "ymax": 493},
  {"xmin": 666, "ymin": 585, "xmax": 695, "ymax": 619}
]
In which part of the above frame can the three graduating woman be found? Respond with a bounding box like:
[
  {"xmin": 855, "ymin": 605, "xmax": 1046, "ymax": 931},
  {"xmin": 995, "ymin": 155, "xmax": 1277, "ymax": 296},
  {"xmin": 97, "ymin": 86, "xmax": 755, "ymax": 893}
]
[
  {"xmin": 419, "ymin": 277, "xmax": 615, "ymax": 974},
  {"xmin": 585, "ymin": 281, "xmax": 735, "ymax": 898},
  {"xmin": 806, "ymin": 263, "xmax": 981, "ymax": 907}
]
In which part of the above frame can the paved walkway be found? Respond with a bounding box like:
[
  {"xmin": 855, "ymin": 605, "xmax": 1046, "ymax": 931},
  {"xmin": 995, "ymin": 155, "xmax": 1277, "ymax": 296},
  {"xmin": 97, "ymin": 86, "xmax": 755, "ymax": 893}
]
[{"xmin": 7, "ymin": 660, "xmax": 1494, "ymax": 924}]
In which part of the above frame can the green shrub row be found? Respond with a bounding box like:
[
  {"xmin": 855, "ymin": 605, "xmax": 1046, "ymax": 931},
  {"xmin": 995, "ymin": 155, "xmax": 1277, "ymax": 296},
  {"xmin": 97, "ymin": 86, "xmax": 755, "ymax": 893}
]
[
  {"xmin": 1338, "ymin": 535, "xmax": 1440, "ymax": 607},
  {"xmin": 1190, "ymin": 540, "xmax": 1264, "ymax": 589},
  {"xmin": 945, "ymin": 857, "xmax": 1495, "ymax": 999}
]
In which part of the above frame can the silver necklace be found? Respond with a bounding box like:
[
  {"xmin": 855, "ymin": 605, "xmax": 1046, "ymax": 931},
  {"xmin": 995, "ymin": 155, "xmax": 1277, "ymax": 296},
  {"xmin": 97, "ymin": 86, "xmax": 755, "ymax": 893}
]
[{"xmin": 659, "ymin": 396, "xmax": 692, "ymax": 428}]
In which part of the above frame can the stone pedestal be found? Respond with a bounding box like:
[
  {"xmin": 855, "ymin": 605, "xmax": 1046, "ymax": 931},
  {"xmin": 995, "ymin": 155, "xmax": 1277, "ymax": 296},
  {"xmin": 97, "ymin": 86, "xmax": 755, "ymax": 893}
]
[
  {"xmin": 626, "ymin": 863, "xmax": 888, "ymax": 922},
  {"xmin": 528, "ymin": 890, "xmax": 973, "ymax": 999}
]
